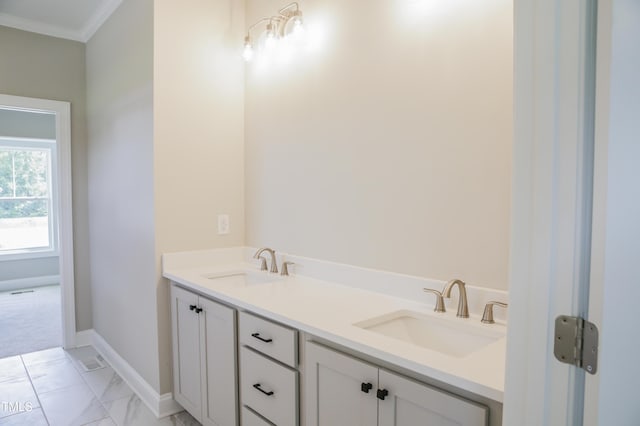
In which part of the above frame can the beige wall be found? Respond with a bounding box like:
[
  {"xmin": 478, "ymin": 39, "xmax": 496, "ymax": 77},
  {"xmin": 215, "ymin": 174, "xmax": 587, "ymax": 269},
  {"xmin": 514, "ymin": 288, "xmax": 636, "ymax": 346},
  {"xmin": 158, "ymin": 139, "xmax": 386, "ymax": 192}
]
[
  {"xmin": 86, "ymin": 0, "xmax": 159, "ymax": 392},
  {"xmin": 245, "ymin": 0, "xmax": 513, "ymax": 289},
  {"xmin": 154, "ymin": 0, "xmax": 245, "ymax": 393},
  {"xmin": 0, "ymin": 26, "xmax": 92, "ymax": 329}
]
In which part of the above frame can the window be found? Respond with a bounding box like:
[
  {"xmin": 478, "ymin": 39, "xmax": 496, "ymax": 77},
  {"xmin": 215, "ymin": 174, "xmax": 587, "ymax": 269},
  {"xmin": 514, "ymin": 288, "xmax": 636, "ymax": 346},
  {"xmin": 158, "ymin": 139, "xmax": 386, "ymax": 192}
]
[{"xmin": 0, "ymin": 138, "xmax": 58, "ymax": 257}]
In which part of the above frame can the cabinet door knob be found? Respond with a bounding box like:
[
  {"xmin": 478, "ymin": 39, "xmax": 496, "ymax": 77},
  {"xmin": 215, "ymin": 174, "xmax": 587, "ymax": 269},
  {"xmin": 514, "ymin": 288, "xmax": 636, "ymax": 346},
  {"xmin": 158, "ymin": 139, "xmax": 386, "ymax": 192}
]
[
  {"xmin": 251, "ymin": 332, "xmax": 273, "ymax": 343},
  {"xmin": 189, "ymin": 305, "xmax": 197, "ymax": 311},
  {"xmin": 194, "ymin": 307, "xmax": 203, "ymax": 314},
  {"xmin": 253, "ymin": 383, "xmax": 275, "ymax": 396},
  {"xmin": 361, "ymin": 382, "xmax": 373, "ymax": 393},
  {"xmin": 377, "ymin": 388, "xmax": 389, "ymax": 400}
]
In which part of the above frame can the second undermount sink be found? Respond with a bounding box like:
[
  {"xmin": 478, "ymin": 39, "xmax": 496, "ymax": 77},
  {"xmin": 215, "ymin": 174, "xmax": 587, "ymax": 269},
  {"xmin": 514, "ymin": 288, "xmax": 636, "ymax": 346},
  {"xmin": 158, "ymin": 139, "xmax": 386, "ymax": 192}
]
[
  {"xmin": 355, "ymin": 310, "xmax": 505, "ymax": 358},
  {"xmin": 203, "ymin": 271, "xmax": 281, "ymax": 287}
]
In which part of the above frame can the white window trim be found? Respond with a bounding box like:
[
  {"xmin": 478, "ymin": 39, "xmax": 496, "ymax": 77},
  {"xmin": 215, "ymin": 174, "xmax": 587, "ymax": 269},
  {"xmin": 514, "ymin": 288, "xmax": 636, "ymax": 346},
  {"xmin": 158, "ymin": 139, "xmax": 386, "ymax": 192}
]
[{"xmin": 0, "ymin": 136, "xmax": 60, "ymax": 260}]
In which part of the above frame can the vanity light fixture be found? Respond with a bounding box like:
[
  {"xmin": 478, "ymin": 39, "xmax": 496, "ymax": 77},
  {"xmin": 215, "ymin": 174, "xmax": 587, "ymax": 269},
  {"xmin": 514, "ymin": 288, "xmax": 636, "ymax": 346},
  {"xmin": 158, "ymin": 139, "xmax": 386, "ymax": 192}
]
[
  {"xmin": 242, "ymin": 17, "xmax": 270, "ymax": 62},
  {"xmin": 242, "ymin": 2, "xmax": 305, "ymax": 62}
]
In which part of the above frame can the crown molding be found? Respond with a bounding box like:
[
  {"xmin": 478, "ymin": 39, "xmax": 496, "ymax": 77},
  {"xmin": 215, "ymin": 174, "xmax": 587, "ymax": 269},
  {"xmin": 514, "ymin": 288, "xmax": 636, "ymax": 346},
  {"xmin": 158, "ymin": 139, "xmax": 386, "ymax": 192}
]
[
  {"xmin": 0, "ymin": 0, "xmax": 122, "ymax": 43},
  {"xmin": 80, "ymin": 0, "xmax": 122, "ymax": 42},
  {"xmin": 0, "ymin": 12, "xmax": 83, "ymax": 42}
]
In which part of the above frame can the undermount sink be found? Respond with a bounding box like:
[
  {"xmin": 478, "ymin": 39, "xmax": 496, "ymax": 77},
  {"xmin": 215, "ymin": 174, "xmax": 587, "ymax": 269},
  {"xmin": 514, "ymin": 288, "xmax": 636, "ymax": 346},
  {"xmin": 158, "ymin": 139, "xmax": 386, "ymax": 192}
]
[
  {"xmin": 203, "ymin": 271, "xmax": 281, "ymax": 287},
  {"xmin": 354, "ymin": 310, "xmax": 504, "ymax": 358}
]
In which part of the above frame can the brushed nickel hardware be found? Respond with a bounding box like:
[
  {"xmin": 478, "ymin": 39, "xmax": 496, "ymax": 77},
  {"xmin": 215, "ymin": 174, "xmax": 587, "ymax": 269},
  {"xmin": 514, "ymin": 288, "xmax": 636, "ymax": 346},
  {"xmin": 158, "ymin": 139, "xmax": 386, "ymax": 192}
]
[
  {"xmin": 442, "ymin": 279, "xmax": 469, "ymax": 318},
  {"xmin": 258, "ymin": 256, "xmax": 268, "ymax": 271},
  {"xmin": 280, "ymin": 261, "xmax": 295, "ymax": 276},
  {"xmin": 423, "ymin": 288, "xmax": 446, "ymax": 312},
  {"xmin": 554, "ymin": 315, "xmax": 598, "ymax": 374},
  {"xmin": 254, "ymin": 248, "xmax": 278, "ymax": 273},
  {"xmin": 481, "ymin": 301, "xmax": 508, "ymax": 324}
]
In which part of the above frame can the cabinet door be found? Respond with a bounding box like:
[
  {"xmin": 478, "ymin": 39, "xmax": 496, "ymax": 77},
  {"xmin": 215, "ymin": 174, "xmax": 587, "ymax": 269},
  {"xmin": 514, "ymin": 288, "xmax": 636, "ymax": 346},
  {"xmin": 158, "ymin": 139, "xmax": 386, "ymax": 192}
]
[
  {"xmin": 200, "ymin": 296, "xmax": 238, "ymax": 426},
  {"xmin": 170, "ymin": 285, "xmax": 202, "ymax": 421},
  {"xmin": 378, "ymin": 369, "xmax": 488, "ymax": 426},
  {"xmin": 305, "ymin": 342, "xmax": 378, "ymax": 426}
]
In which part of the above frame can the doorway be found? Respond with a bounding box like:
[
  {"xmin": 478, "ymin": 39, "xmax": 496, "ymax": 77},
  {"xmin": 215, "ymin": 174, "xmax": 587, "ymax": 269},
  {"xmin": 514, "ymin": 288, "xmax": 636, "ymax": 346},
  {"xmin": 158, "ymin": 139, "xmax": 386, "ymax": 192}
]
[{"xmin": 0, "ymin": 94, "xmax": 75, "ymax": 356}]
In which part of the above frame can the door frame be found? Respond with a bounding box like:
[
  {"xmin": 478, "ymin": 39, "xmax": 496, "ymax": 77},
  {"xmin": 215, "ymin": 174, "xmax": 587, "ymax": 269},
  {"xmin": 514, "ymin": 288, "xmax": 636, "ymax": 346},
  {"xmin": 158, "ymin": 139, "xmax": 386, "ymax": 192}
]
[
  {"xmin": 0, "ymin": 93, "xmax": 76, "ymax": 349},
  {"xmin": 504, "ymin": 0, "xmax": 597, "ymax": 424}
]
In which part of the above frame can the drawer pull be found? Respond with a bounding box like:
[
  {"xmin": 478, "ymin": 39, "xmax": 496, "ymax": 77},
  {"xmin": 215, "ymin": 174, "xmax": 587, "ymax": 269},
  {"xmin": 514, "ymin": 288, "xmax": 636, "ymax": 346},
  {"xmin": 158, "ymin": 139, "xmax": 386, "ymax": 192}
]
[
  {"xmin": 361, "ymin": 382, "xmax": 373, "ymax": 393},
  {"xmin": 194, "ymin": 307, "xmax": 203, "ymax": 314},
  {"xmin": 251, "ymin": 332, "xmax": 273, "ymax": 343},
  {"xmin": 189, "ymin": 305, "xmax": 197, "ymax": 311},
  {"xmin": 253, "ymin": 383, "xmax": 275, "ymax": 396},
  {"xmin": 377, "ymin": 388, "xmax": 389, "ymax": 400}
]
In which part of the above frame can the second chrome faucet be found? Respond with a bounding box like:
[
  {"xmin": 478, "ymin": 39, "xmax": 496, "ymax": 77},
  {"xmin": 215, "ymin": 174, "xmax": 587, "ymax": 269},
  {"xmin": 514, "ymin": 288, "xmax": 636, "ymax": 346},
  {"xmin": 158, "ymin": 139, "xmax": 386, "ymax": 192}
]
[{"xmin": 423, "ymin": 278, "xmax": 469, "ymax": 318}]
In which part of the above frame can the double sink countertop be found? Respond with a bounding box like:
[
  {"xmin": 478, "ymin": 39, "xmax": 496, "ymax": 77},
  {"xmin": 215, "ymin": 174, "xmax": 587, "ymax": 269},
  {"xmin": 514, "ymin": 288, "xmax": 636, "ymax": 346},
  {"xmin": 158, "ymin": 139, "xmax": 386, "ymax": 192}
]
[{"xmin": 163, "ymin": 251, "xmax": 507, "ymax": 403}]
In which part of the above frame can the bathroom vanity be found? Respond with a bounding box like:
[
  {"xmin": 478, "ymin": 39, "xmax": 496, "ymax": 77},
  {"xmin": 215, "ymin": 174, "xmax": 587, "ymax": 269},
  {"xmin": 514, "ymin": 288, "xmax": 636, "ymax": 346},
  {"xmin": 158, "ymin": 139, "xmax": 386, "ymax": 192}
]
[{"xmin": 164, "ymin": 248, "xmax": 507, "ymax": 426}]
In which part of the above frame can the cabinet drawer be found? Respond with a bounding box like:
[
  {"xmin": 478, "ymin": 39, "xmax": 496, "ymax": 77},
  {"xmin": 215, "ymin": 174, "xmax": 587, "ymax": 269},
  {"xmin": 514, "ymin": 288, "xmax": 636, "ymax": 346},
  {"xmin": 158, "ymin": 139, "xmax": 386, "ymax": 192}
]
[
  {"xmin": 239, "ymin": 311, "xmax": 298, "ymax": 367},
  {"xmin": 240, "ymin": 347, "xmax": 298, "ymax": 426},
  {"xmin": 242, "ymin": 406, "xmax": 275, "ymax": 426}
]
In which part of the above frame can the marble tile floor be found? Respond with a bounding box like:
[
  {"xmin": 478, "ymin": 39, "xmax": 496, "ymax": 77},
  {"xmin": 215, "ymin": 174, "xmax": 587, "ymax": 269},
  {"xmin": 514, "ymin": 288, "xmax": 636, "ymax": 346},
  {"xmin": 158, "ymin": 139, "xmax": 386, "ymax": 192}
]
[{"xmin": 0, "ymin": 346, "xmax": 200, "ymax": 426}]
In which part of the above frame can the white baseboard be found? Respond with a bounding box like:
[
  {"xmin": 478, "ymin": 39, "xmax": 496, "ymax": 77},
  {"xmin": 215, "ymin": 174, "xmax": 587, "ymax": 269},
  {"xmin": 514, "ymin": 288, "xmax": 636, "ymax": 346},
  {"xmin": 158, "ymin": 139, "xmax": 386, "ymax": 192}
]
[
  {"xmin": 74, "ymin": 329, "xmax": 94, "ymax": 347},
  {"xmin": 76, "ymin": 329, "xmax": 183, "ymax": 418},
  {"xmin": 0, "ymin": 275, "xmax": 60, "ymax": 292}
]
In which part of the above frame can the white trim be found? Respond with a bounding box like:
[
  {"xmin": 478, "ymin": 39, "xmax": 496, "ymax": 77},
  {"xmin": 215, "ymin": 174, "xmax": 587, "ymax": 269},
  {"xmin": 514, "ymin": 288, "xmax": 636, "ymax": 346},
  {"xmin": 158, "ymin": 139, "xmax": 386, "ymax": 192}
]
[
  {"xmin": 0, "ymin": 0, "xmax": 122, "ymax": 43},
  {"xmin": 504, "ymin": 0, "xmax": 597, "ymax": 424},
  {"xmin": 0, "ymin": 12, "xmax": 84, "ymax": 42},
  {"xmin": 80, "ymin": 0, "xmax": 123, "ymax": 42},
  {"xmin": 0, "ymin": 275, "xmax": 59, "ymax": 293},
  {"xmin": 74, "ymin": 329, "xmax": 94, "ymax": 348},
  {"xmin": 0, "ymin": 94, "xmax": 76, "ymax": 350},
  {"xmin": 86, "ymin": 330, "xmax": 183, "ymax": 418}
]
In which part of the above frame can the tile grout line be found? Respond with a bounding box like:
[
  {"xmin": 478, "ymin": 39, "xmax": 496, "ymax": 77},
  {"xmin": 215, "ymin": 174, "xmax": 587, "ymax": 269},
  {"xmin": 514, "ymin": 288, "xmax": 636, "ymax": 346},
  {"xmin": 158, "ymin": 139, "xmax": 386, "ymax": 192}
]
[
  {"xmin": 70, "ymin": 349, "xmax": 118, "ymax": 426},
  {"xmin": 19, "ymin": 354, "xmax": 50, "ymax": 426}
]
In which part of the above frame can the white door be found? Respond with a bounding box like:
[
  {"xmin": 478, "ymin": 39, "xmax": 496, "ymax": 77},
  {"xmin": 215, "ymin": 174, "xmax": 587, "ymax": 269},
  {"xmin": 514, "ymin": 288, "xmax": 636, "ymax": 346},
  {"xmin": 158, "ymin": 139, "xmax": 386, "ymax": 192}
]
[
  {"xmin": 305, "ymin": 342, "xmax": 378, "ymax": 426},
  {"xmin": 506, "ymin": 0, "xmax": 640, "ymax": 425},
  {"xmin": 583, "ymin": 1, "xmax": 640, "ymax": 425},
  {"xmin": 377, "ymin": 369, "xmax": 487, "ymax": 426},
  {"xmin": 170, "ymin": 284, "xmax": 202, "ymax": 421},
  {"xmin": 200, "ymin": 296, "xmax": 238, "ymax": 426}
]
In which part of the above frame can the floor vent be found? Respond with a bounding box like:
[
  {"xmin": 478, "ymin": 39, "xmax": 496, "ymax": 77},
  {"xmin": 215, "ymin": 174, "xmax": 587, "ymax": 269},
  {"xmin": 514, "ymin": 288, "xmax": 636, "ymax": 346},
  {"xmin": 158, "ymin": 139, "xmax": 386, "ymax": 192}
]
[{"xmin": 78, "ymin": 356, "xmax": 106, "ymax": 372}]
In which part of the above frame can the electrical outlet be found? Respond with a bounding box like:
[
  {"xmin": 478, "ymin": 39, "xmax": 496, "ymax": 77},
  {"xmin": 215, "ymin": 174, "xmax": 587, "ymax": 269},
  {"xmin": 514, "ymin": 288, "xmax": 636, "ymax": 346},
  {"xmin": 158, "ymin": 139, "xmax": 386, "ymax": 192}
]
[{"xmin": 217, "ymin": 214, "xmax": 230, "ymax": 235}]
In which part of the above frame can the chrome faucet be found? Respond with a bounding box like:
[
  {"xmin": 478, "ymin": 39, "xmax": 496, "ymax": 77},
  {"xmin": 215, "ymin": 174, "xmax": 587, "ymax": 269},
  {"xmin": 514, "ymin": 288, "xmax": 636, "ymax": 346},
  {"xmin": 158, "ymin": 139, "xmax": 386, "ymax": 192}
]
[
  {"xmin": 442, "ymin": 279, "xmax": 469, "ymax": 318},
  {"xmin": 254, "ymin": 248, "xmax": 278, "ymax": 273}
]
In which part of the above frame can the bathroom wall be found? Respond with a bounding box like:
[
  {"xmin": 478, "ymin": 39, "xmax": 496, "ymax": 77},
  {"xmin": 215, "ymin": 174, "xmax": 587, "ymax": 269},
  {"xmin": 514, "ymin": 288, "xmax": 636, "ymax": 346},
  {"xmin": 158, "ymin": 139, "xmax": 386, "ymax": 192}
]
[
  {"xmin": 245, "ymin": 0, "xmax": 513, "ymax": 289},
  {"xmin": 0, "ymin": 25, "xmax": 92, "ymax": 330},
  {"xmin": 154, "ymin": 0, "xmax": 245, "ymax": 393},
  {"xmin": 86, "ymin": 0, "xmax": 159, "ymax": 392}
]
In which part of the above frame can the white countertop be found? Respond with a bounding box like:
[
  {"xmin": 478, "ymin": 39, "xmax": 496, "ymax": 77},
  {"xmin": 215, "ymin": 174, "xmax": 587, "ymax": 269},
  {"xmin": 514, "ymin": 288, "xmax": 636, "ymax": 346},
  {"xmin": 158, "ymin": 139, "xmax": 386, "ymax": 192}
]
[{"xmin": 163, "ymin": 258, "xmax": 506, "ymax": 403}]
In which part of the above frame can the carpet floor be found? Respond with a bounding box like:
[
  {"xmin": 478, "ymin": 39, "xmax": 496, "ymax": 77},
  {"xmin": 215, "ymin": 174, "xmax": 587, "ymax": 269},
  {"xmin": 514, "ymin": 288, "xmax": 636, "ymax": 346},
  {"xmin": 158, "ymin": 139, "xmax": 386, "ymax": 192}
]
[{"xmin": 0, "ymin": 285, "xmax": 62, "ymax": 359}]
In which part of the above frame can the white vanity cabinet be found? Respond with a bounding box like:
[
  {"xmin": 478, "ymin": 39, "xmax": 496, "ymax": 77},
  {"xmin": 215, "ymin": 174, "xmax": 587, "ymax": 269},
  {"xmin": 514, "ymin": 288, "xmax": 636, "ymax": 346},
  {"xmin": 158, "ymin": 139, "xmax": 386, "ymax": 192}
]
[
  {"xmin": 305, "ymin": 341, "xmax": 488, "ymax": 426},
  {"xmin": 238, "ymin": 311, "xmax": 299, "ymax": 426},
  {"xmin": 170, "ymin": 284, "xmax": 238, "ymax": 426}
]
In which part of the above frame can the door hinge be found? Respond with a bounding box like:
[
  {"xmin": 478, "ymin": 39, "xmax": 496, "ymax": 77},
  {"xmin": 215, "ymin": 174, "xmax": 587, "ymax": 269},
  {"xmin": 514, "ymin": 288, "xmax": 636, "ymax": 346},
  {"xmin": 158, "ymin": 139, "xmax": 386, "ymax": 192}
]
[{"xmin": 554, "ymin": 315, "xmax": 598, "ymax": 374}]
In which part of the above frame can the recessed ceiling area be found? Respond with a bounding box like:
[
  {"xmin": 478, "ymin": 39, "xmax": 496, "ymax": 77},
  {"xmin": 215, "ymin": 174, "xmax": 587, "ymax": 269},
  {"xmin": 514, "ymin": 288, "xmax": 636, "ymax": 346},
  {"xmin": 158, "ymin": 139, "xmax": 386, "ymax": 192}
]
[{"xmin": 0, "ymin": 0, "xmax": 122, "ymax": 42}]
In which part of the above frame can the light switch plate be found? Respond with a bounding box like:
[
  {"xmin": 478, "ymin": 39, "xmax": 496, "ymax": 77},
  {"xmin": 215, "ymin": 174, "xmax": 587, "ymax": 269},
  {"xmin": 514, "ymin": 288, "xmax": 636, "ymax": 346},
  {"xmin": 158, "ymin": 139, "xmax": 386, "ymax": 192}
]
[{"xmin": 217, "ymin": 214, "xmax": 230, "ymax": 235}]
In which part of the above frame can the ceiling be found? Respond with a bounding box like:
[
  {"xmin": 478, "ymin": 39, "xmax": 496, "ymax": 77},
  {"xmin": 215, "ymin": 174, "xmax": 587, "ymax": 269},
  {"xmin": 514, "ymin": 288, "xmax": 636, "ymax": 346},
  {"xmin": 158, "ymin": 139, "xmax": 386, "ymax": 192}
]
[{"xmin": 0, "ymin": 0, "xmax": 122, "ymax": 42}]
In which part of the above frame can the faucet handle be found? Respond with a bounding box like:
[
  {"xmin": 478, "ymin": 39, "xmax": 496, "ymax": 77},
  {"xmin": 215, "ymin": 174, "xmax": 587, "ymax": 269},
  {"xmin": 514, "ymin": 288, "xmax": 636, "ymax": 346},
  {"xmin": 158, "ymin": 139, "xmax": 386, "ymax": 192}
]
[
  {"xmin": 280, "ymin": 261, "xmax": 295, "ymax": 276},
  {"xmin": 423, "ymin": 288, "xmax": 446, "ymax": 313},
  {"xmin": 257, "ymin": 256, "xmax": 268, "ymax": 271},
  {"xmin": 481, "ymin": 301, "xmax": 508, "ymax": 324}
]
